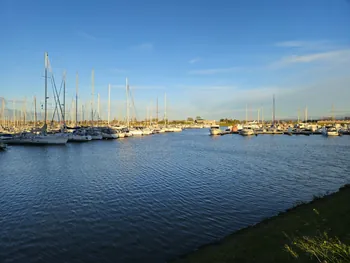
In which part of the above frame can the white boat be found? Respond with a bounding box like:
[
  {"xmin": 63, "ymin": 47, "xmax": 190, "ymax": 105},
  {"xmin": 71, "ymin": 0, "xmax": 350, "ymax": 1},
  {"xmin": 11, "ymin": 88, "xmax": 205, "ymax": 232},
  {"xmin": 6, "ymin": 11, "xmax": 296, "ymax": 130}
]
[
  {"xmin": 67, "ymin": 133, "xmax": 92, "ymax": 142},
  {"xmin": 124, "ymin": 131, "xmax": 133, "ymax": 137},
  {"xmin": 243, "ymin": 121, "xmax": 260, "ymax": 130},
  {"xmin": 322, "ymin": 126, "xmax": 339, "ymax": 136},
  {"xmin": 101, "ymin": 128, "xmax": 119, "ymax": 139},
  {"xmin": 142, "ymin": 128, "xmax": 153, "ymax": 135},
  {"xmin": 152, "ymin": 127, "xmax": 166, "ymax": 133},
  {"xmin": 239, "ymin": 128, "xmax": 255, "ymax": 136},
  {"xmin": 130, "ymin": 128, "xmax": 143, "ymax": 136},
  {"xmin": 0, "ymin": 134, "xmax": 14, "ymax": 141},
  {"xmin": 209, "ymin": 125, "xmax": 222, "ymax": 135},
  {"xmin": 1, "ymin": 53, "xmax": 68, "ymax": 145},
  {"xmin": 117, "ymin": 132, "xmax": 126, "ymax": 138},
  {"xmin": 3, "ymin": 132, "xmax": 68, "ymax": 145},
  {"xmin": 111, "ymin": 127, "xmax": 127, "ymax": 138},
  {"xmin": 90, "ymin": 134, "xmax": 103, "ymax": 140},
  {"xmin": 172, "ymin": 127, "xmax": 182, "ymax": 132},
  {"xmin": 86, "ymin": 129, "xmax": 103, "ymax": 140}
]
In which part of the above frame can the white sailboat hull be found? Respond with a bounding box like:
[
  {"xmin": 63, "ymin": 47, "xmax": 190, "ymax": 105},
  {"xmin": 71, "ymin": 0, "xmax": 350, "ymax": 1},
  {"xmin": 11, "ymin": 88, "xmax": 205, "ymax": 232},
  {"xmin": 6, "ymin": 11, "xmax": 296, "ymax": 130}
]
[
  {"xmin": 118, "ymin": 133, "xmax": 126, "ymax": 138},
  {"xmin": 325, "ymin": 131, "xmax": 339, "ymax": 136},
  {"xmin": 130, "ymin": 130, "xmax": 143, "ymax": 136},
  {"xmin": 90, "ymin": 135, "xmax": 103, "ymax": 140},
  {"xmin": 102, "ymin": 133, "xmax": 119, "ymax": 139},
  {"xmin": 239, "ymin": 129, "xmax": 255, "ymax": 136},
  {"xmin": 142, "ymin": 130, "xmax": 153, "ymax": 135},
  {"xmin": 3, "ymin": 135, "xmax": 68, "ymax": 145},
  {"xmin": 210, "ymin": 129, "xmax": 222, "ymax": 135},
  {"xmin": 68, "ymin": 134, "xmax": 92, "ymax": 142},
  {"xmin": 125, "ymin": 132, "xmax": 133, "ymax": 137}
]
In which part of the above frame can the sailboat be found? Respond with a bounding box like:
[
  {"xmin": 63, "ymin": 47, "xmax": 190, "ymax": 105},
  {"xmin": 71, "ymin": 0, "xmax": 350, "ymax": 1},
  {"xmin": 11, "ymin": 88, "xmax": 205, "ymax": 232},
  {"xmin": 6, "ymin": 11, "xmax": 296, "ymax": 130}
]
[
  {"xmin": 67, "ymin": 72, "xmax": 92, "ymax": 142},
  {"xmin": 124, "ymin": 78, "xmax": 142, "ymax": 136},
  {"xmin": 87, "ymin": 69, "xmax": 102, "ymax": 140},
  {"xmin": 1, "ymin": 53, "xmax": 68, "ymax": 145},
  {"xmin": 322, "ymin": 126, "xmax": 339, "ymax": 136}
]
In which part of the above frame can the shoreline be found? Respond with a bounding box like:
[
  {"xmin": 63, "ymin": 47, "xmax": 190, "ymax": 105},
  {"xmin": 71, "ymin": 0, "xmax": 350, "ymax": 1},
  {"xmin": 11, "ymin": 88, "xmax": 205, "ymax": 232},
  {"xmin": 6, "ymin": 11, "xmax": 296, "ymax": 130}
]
[{"xmin": 171, "ymin": 184, "xmax": 350, "ymax": 263}]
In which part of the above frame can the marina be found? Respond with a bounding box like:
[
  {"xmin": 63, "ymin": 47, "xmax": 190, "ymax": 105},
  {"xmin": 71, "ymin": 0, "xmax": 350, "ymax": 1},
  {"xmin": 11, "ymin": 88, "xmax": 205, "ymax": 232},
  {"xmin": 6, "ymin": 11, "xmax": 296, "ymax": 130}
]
[
  {"xmin": 1, "ymin": 129, "xmax": 350, "ymax": 263},
  {"xmin": 1, "ymin": 52, "xmax": 349, "ymax": 147},
  {"xmin": 1, "ymin": 1, "xmax": 350, "ymax": 262}
]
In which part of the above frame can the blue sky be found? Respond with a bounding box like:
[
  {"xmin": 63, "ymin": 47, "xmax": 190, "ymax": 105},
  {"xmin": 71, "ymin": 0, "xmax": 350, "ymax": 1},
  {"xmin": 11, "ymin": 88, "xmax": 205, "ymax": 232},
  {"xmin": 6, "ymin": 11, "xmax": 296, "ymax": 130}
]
[{"xmin": 1, "ymin": 0, "xmax": 350, "ymax": 120}]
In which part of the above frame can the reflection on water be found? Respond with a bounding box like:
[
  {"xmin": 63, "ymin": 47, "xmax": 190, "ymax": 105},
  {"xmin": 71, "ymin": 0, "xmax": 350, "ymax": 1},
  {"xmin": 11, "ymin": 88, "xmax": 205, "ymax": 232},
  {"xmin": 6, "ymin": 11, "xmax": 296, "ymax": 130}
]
[{"xmin": 1, "ymin": 130, "xmax": 350, "ymax": 263}]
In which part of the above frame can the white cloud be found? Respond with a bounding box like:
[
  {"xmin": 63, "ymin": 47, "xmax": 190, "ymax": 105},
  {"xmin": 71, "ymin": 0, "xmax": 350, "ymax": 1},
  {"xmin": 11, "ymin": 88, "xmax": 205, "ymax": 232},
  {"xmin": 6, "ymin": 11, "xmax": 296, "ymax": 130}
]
[
  {"xmin": 132, "ymin": 42, "xmax": 154, "ymax": 51},
  {"xmin": 188, "ymin": 67, "xmax": 240, "ymax": 75},
  {"xmin": 275, "ymin": 41, "xmax": 306, "ymax": 48},
  {"xmin": 270, "ymin": 49, "xmax": 350, "ymax": 69},
  {"xmin": 188, "ymin": 57, "xmax": 201, "ymax": 64},
  {"xmin": 184, "ymin": 76, "xmax": 350, "ymax": 120},
  {"xmin": 77, "ymin": 30, "xmax": 97, "ymax": 41},
  {"xmin": 274, "ymin": 40, "xmax": 332, "ymax": 49}
]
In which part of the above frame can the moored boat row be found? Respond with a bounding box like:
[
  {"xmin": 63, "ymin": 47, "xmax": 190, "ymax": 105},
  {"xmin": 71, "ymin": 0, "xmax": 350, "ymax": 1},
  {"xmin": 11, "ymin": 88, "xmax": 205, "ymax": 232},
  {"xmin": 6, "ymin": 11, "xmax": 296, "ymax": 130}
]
[{"xmin": 209, "ymin": 122, "xmax": 349, "ymax": 137}]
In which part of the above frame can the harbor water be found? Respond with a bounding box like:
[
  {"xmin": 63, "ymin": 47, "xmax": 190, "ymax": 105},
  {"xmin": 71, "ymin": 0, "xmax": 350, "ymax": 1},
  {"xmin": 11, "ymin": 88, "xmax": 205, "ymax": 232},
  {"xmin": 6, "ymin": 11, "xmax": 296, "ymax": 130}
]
[{"xmin": 1, "ymin": 129, "xmax": 350, "ymax": 263}]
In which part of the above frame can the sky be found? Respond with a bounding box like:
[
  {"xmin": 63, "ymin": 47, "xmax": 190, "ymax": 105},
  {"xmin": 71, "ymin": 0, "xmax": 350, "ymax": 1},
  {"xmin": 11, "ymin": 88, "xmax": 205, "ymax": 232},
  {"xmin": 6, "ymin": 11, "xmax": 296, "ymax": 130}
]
[{"xmin": 1, "ymin": 0, "xmax": 350, "ymax": 121}]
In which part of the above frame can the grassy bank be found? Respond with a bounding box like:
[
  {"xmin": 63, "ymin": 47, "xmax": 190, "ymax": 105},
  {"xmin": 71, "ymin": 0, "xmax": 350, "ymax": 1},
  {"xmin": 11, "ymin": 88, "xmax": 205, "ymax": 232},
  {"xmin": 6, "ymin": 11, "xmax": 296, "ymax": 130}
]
[{"xmin": 172, "ymin": 185, "xmax": 350, "ymax": 263}]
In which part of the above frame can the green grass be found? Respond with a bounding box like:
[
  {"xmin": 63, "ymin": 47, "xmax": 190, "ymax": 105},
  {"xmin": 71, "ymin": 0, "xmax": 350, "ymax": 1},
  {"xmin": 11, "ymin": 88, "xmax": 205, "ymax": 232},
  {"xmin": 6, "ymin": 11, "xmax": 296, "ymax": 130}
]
[{"xmin": 172, "ymin": 185, "xmax": 350, "ymax": 263}]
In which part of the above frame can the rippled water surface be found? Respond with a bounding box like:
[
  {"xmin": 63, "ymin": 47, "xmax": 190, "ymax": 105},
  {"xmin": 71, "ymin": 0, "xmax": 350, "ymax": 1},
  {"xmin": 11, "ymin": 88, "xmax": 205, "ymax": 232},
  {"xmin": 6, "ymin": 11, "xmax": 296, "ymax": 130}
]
[{"xmin": 1, "ymin": 130, "xmax": 350, "ymax": 263}]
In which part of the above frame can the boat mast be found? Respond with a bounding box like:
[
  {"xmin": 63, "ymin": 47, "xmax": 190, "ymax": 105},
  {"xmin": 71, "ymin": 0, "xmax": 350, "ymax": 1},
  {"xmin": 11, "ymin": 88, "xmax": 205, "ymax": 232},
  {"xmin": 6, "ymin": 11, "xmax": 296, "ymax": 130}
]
[
  {"xmin": 81, "ymin": 104, "xmax": 84, "ymax": 125},
  {"xmin": 1, "ymin": 98, "xmax": 5, "ymax": 127},
  {"xmin": 146, "ymin": 106, "xmax": 149, "ymax": 127},
  {"xmin": 76, "ymin": 72, "xmax": 79, "ymax": 127},
  {"xmin": 156, "ymin": 97, "xmax": 158, "ymax": 124},
  {"xmin": 23, "ymin": 97, "xmax": 27, "ymax": 126},
  {"xmin": 245, "ymin": 104, "xmax": 247, "ymax": 123},
  {"xmin": 63, "ymin": 71, "xmax": 66, "ymax": 129},
  {"xmin": 126, "ymin": 78, "xmax": 129, "ymax": 128},
  {"xmin": 304, "ymin": 106, "xmax": 308, "ymax": 123},
  {"xmin": 272, "ymin": 94, "xmax": 276, "ymax": 126},
  {"xmin": 164, "ymin": 93, "xmax": 167, "ymax": 127},
  {"xmin": 13, "ymin": 100, "xmax": 16, "ymax": 128},
  {"xmin": 34, "ymin": 96, "xmax": 37, "ymax": 128},
  {"xmin": 44, "ymin": 52, "xmax": 48, "ymax": 128},
  {"xmin": 150, "ymin": 102, "xmax": 152, "ymax": 127},
  {"xmin": 91, "ymin": 69, "xmax": 94, "ymax": 126},
  {"xmin": 97, "ymin": 93, "xmax": 100, "ymax": 125},
  {"xmin": 108, "ymin": 84, "xmax": 111, "ymax": 126}
]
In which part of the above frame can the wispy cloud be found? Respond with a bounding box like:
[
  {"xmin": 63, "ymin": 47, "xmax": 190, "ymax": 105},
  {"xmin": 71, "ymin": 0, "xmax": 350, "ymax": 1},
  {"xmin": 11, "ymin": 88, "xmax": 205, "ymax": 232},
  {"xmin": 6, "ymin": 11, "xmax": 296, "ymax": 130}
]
[
  {"xmin": 274, "ymin": 40, "xmax": 332, "ymax": 49},
  {"xmin": 269, "ymin": 49, "xmax": 350, "ymax": 69},
  {"xmin": 132, "ymin": 42, "xmax": 154, "ymax": 51},
  {"xmin": 275, "ymin": 41, "xmax": 306, "ymax": 48},
  {"xmin": 188, "ymin": 67, "xmax": 240, "ymax": 75},
  {"xmin": 77, "ymin": 30, "xmax": 97, "ymax": 41},
  {"xmin": 188, "ymin": 57, "xmax": 201, "ymax": 64}
]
